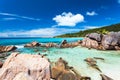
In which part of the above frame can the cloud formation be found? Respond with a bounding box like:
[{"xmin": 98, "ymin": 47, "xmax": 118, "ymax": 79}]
[
  {"xmin": 84, "ymin": 26, "xmax": 99, "ymax": 29},
  {"xmin": 86, "ymin": 11, "xmax": 98, "ymax": 16},
  {"xmin": 53, "ymin": 12, "xmax": 84, "ymax": 27},
  {"xmin": 0, "ymin": 28, "xmax": 81, "ymax": 37},
  {"xmin": 0, "ymin": 12, "xmax": 40, "ymax": 21},
  {"xmin": 2, "ymin": 18, "xmax": 17, "ymax": 21}
]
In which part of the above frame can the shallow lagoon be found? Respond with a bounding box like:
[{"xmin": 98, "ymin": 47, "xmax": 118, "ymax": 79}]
[{"xmin": 17, "ymin": 46, "xmax": 120, "ymax": 80}]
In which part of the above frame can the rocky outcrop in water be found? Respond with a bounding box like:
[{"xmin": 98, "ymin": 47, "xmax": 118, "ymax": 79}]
[
  {"xmin": 60, "ymin": 40, "xmax": 81, "ymax": 48},
  {"xmin": 84, "ymin": 58, "xmax": 102, "ymax": 72},
  {"xmin": 81, "ymin": 32, "xmax": 120, "ymax": 50},
  {"xmin": 51, "ymin": 58, "xmax": 91, "ymax": 80},
  {"xmin": 0, "ymin": 45, "xmax": 17, "ymax": 53},
  {"xmin": 45, "ymin": 43, "xmax": 58, "ymax": 48},
  {"xmin": 0, "ymin": 53, "xmax": 50, "ymax": 80},
  {"xmin": 24, "ymin": 41, "xmax": 41, "ymax": 47}
]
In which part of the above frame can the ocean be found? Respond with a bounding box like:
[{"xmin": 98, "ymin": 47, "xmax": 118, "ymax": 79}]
[{"xmin": 0, "ymin": 37, "xmax": 120, "ymax": 80}]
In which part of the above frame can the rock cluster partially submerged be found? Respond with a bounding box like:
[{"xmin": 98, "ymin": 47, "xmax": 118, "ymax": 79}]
[
  {"xmin": 84, "ymin": 58, "xmax": 102, "ymax": 72},
  {"xmin": 0, "ymin": 53, "xmax": 114, "ymax": 80},
  {"xmin": 81, "ymin": 32, "xmax": 120, "ymax": 50},
  {"xmin": 60, "ymin": 40, "xmax": 82, "ymax": 48},
  {"xmin": 24, "ymin": 40, "xmax": 81, "ymax": 48},
  {"xmin": 51, "ymin": 57, "xmax": 91, "ymax": 80},
  {"xmin": 24, "ymin": 41, "xmax": 41, "ymax": 47},
  {"xmin": 84, "ymin": 57, "xmax": 113, "ymax": 80},
  {"xmin": 0, "ymin": 45, "xmax": 17, "ymax": 53}
]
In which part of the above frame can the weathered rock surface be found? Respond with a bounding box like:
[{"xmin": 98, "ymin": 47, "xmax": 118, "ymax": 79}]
[
  {"xmin": 102, "ymin": 32, "xmax": 120, "ymax": 50},
  {"xmin": 82, "ymin": 32, "xmax": 120, "ymax": 50},
  {"xmin": 0, "ymin": 53, "xmax": 50, "ymax": 80},
  {"xmin": 45, "ymin": 43, "xmax": 58, "ymax": 48},
  {"xmin": 86, "ymin": 33, "xmax": 102, "ymax": 42},
  {"xmin": 51, "ymin": 58, "xmax": 91, "ymax": 80},
  {"xmin": 81, "ymin": 38, "xmax": 99, "ymax": 49},
  {"xmin": 0, "ymin": 45, "xmax": 17, "ymax": 53},
  {"xmin": 60, "ymin": 40, "xmax": 81, "ymax": 48},
  {"xmin": 24, "ymin": 41, "xmax": 41, "ymax": 47},
  {"xmin": 51, "ymin": 58, "xmax": 80, "ymax": 80}
]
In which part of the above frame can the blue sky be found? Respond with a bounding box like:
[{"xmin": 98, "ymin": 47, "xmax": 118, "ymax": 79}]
[{"xmin": 0, "ymin": 0, "xmax": 120, "ymax": 37}]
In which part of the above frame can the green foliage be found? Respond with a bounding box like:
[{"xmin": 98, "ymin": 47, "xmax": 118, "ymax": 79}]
[
  {"xmin": 97, "ymin": 29, "xmax": 109, "ymax": 34},
  {"xmin": 54, "ymin": 23, "xmax": 120, "ymax": 38}
]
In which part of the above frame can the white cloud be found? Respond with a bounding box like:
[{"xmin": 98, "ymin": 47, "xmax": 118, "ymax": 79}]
[
  {"xmin": 0, "ymin": 28, "xmax": 81, "ymax": 37},
  {"xmin": 86, "ymin": 11, "xmax": 98, "ymax": 16},
  {"xmin": 2, "ymin": 18, "xmax": 17, "ymax": 21},
  {"xmin": 53, "ymin": 12, "xmax": 84, "ymax": 27},
  {"xmin": 0, "ymin": 12, "xmax": 40, "ymax": 21},
  {"xmin": 84, "ymin": 26, "xmax": 99, "ymax": 29}
]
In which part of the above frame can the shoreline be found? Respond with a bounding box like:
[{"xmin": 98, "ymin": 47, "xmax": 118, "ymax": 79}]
[{"xmin": 0, "ymin": 36, "xmax": 120, "ymax": 80}]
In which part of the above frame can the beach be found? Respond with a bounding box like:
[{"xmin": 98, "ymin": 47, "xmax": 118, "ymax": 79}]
[{"xmin": 0, "ymin": 37, "xmax": 120, "ymax": 80}]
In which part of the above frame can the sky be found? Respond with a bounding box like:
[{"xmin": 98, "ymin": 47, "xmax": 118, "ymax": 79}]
[{"xmin": 0, "ymin": 0, "xmax": 120, "ymax": 37}]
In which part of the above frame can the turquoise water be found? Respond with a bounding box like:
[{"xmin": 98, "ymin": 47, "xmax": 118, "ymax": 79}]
[
  {"xmin": 0, "ymin": 38, "xmax": 120, "ymax": 80},
  {"xmin": 0, "ymin": 37, "xmax": 83, "ymax": 45}
]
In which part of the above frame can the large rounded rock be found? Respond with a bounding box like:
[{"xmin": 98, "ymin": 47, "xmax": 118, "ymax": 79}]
[
  {"xmin": 86, "ymin": 33, "xmax": 102, "ymax": 42},
  {"xmin": 0, "ymin": 53, "xmax": 50, "ymax": 80},
  {"xmin": 82, "ymin": 31, "xmax": 120, "ymax": 50},
  {"xmin": 81, "ymin": 38, "xmax": 99, "ymax": 49},
  {"xmin": 102, "ymin": 32, "xmax": 120, "ymax": 50}
]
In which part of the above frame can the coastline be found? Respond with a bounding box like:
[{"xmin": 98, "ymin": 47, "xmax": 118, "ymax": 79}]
[{"xmin": 0, "ymin": 37, "xmax": 120, "ymax": 80}]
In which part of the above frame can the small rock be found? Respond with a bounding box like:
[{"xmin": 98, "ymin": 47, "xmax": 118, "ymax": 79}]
[
  {"xmin": 100, "ymin": 74, "xmax": 113, "ymax": 80},
  {"xmin": 24, "ymin": 41, "xmax": 40, "ymax": 47},
  {"xmin": 84, "ymin": 58, "xmax": 102, "ymax": 72}
]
